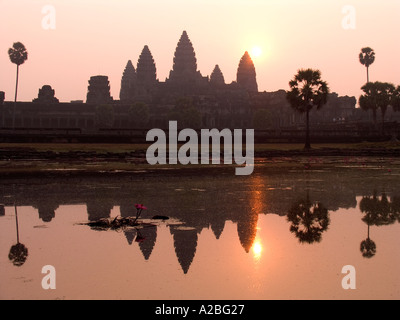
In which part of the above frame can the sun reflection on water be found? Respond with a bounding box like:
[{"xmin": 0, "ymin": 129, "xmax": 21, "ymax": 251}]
[{"xmin": 252, "ymin": 240, "xmax": 263, "ymax": 261}]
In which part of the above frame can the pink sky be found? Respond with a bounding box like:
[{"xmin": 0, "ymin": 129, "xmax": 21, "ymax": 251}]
[{"xmin": 1, "ymin": 0, "xmax": 399, "ymax": 103}]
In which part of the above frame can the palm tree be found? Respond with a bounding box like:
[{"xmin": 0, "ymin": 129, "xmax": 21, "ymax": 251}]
[
  {"xmin": 8, "ymin": 42, "xmax": 28, "ymax": 129},
  {"xmin": 359, "ymin": 47, "xmax": 375, "ymax": 83},
  {"xmin": 359, "ymin": 82, "xmax": 378, "ymax": 125},
  {"xmin": 359, "ymin": 193, "xmax": 378, "ymax": 258},
  {"xmin": 286, "ymin": 69, "xmax": 330, "ymax": 150},
  {"xmin": 359, "ymin": 81, "xmax": 395, "ymax": 133},
  {"xmin": 376, "ymin": 82, "xmax": 395, "ymax": 134},
  {"xmin": 360, "ymin": 191, "xmax": 397, "ymax": 226}
]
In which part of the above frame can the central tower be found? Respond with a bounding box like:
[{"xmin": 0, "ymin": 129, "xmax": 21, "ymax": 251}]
[
  {"xmin": 173, "ymin": 31, "xmax": 197, "ymax": 74},
  {"xmin": 237, "ymin": 51, "xmax": 258, "ymax": 93},
  {"xmin": 167, "ymin": 31, "xmax": 208, "ymax": 93}
]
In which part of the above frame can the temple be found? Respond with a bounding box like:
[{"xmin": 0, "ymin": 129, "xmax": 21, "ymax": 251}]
[{"xmin": 1, "ymin": 30, "xmax": 397, "ymax": 142}]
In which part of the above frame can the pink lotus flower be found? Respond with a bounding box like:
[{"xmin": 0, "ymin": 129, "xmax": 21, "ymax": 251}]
[
  {"xmin": 135, "ymin": 204, "xmax": 147, "ymax": 210},
  {"xmin": 135, "ymin": 235, "xmax": 146, "ymax": 243}
]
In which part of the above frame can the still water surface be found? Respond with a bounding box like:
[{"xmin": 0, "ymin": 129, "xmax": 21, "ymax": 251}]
[{"xmin": 1, "ymin": 159, "xmax": 399, "ymax": 300}]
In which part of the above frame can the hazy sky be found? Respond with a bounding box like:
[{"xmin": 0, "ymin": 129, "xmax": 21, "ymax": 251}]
[{"xmin": 1, "ymin": 0, "xmax": 399, "ymax": 103}]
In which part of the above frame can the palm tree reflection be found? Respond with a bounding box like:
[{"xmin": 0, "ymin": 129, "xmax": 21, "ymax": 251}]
[
  {"xmin": 359, "ymin": 191, "xmax": 399, "ymax": 258},
  {"xmin": 287, "ymin": 193, "xmax": 330, "ymax": 244},
  {"xmin": 360, "ymin": 237, "xmax": 376, "ymax": 259},
  {"xmin": 8, "ymin": 204, "xmax": 28, "ymax": 267},
  {"xmin": 392, "ymin": 196, "xmax": 400, "ymax": 223}
]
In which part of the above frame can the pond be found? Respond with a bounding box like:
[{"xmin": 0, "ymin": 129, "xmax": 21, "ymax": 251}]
[{"xmin": 1, "ymin": 157, "xmax": 399, "ymax": 300}]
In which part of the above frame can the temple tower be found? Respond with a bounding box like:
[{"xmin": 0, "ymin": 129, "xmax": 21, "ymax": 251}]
[
  {"xmin": 169, "ymin": 31, "xmax": 197, "ymax": 80},
  {"xmin": 210, "ymin": 65, "xmax": 225, "ymax": 87},
  {"xmin": 33, "ymin": 85, "xmax": 59, "ymax": 104},
  {"xmin": 236, "ymin": 51, "xmax": 258, "ymax": 92},
  {"xmin": 136, "ymin": 45, "xmax": 157, "ymax": 99},
  {"xmin": 137, "ymin": 46, "xmax": 157, "ymax": 86},
  {"xmin": 119, "ymin": 60, "xmax": 137, "ymax": 102},
  {"xmin": 86, "ymin": 75, "xmax": 113, "ymax": 104},
  {"xmin": 138, "ymin": 225, "xmax": 157, "ymax": 261},
  {"xmin": 167, "ymin": 31, "xmax": 208, "ymax": 92},
  {"xmin": 170, "ymin": 226, "xmax": 198, "ymax": 274}
]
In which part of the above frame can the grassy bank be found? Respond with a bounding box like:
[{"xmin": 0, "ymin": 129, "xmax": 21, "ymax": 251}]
[
  {"xmin": 1, "ymin": 140, "xmax": 400, "ymax": 153},
  {"xmin": 0, "ymin": 141, "xmax": 399, "ymax": 177}
]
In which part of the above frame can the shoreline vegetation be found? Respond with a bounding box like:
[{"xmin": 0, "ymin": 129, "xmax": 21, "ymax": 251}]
[{"xmin": 0, "ymin": 141, "xmax": 399, "ymax": 177}]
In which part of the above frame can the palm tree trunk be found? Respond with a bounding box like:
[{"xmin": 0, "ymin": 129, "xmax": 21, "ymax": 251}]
[
  {"xmin": 1, "ymin": 101, "xmax": 4, "ymax": 128},
  {"xmin": 372, "ymin": 109, "xmax": 377, "ymax": 129},
  {"xmin": 13, "ymin": 64, "xmax": 19, "ymax": 130},
  {"xmin": 15, "ymin": 204, "xmax": 20, "ymax": 244},
  {"xmin": 366, "ymin": 66, "xmax": 369, "ymax": 83},
  {"xmin": 304, "ymin": 109, "xmax": 311, "ymax": 150}
]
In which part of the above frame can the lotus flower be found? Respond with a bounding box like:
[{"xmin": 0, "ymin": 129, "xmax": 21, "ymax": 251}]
[
  {"xmin": 135, "ymin": 204, "xmax": 147, "ymax": 210},
  {"xmin": 135, "ymin": 235, "xmax": 146, "ymax": 243}
]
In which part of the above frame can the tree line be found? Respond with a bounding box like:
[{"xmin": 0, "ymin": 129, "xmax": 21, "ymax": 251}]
[{"xmin": 286, "ymin": 47, "xmax": 400, "ymax": 149}]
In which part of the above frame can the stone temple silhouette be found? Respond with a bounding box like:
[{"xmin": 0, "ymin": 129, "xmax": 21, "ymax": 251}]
[
  {"xmin": 117, "ymin": 30, "xmax": 257, "ymax": 105},
  {"xmin": 1, "ymin": 30, "xmax": 377, "ymax": 138},
  {"xmin": 237, "ymin": 51, "xmax": 258, "ymax": 93}
]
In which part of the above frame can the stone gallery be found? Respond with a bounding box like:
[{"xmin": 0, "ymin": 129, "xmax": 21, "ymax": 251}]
[{"xmin": 1, "ymin": 31, "xmax": 385, "ymax": 136}]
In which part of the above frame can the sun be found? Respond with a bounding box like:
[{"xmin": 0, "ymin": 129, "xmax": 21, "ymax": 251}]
[{"xmin": 251, "ymin": 46, "xmax": 262, "ymax": 58}]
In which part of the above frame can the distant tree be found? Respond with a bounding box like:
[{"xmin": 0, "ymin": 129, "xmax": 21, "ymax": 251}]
[
  {"xmin": 359, "ymin": 81, "xmax": 395, "ymax": 133},
  {"xmin": 360, "ymin": 192, "xmax": 397, "ymax": 226},
  {"xmin": 359, "ymin": 82, "xmax": 378, "ymax": 125},
  {"xmin": 286, "ymin": 69, "xmax": 329, "ymax": 150},
  {"xmin": 391, "ymin": 85, "xmax": 400, "ymax": 112},
  {"xmin": 359, "ymin": 47, "xmax": 375, "ymax": 83},
  {"xmin": 391, "ymin": 196, "xmax": 400, "ymax": 223},
  {"xmin": 8, "ymin": 42, "xmax": 28, "ymax": 129},
  {"xmin": 95, "ymin": 105, "xmax": 115, "ymax": 128},
  {"xmin": 359, "ymin": 191, "xmax": 398, "ymax": 258},
  {"xmin": 376, "ymin": 82, "xmax": 395, "ymax": 134},
  {"xmin": 128, "ymin": 102, "xmax": 149, "ymax": 128}
]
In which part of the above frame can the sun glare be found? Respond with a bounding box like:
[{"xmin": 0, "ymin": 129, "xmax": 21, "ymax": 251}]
[
  {"xmin": 251, "ymin": 46, "xmax": 262, "ymax": 58},
  {"xmin": 252, "ymin": 240, "xmax": 263, "ymax": 260}
]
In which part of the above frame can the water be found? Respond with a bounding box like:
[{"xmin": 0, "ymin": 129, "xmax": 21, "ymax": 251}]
[{"xmin": 1, "ymin": 158, "xmax": 399, "ymax": 300}]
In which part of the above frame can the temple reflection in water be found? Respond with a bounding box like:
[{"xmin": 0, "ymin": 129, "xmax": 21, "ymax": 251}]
[{"xmin": 1, "ymin": 164, "xmax": 400, "ymax": 273}]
